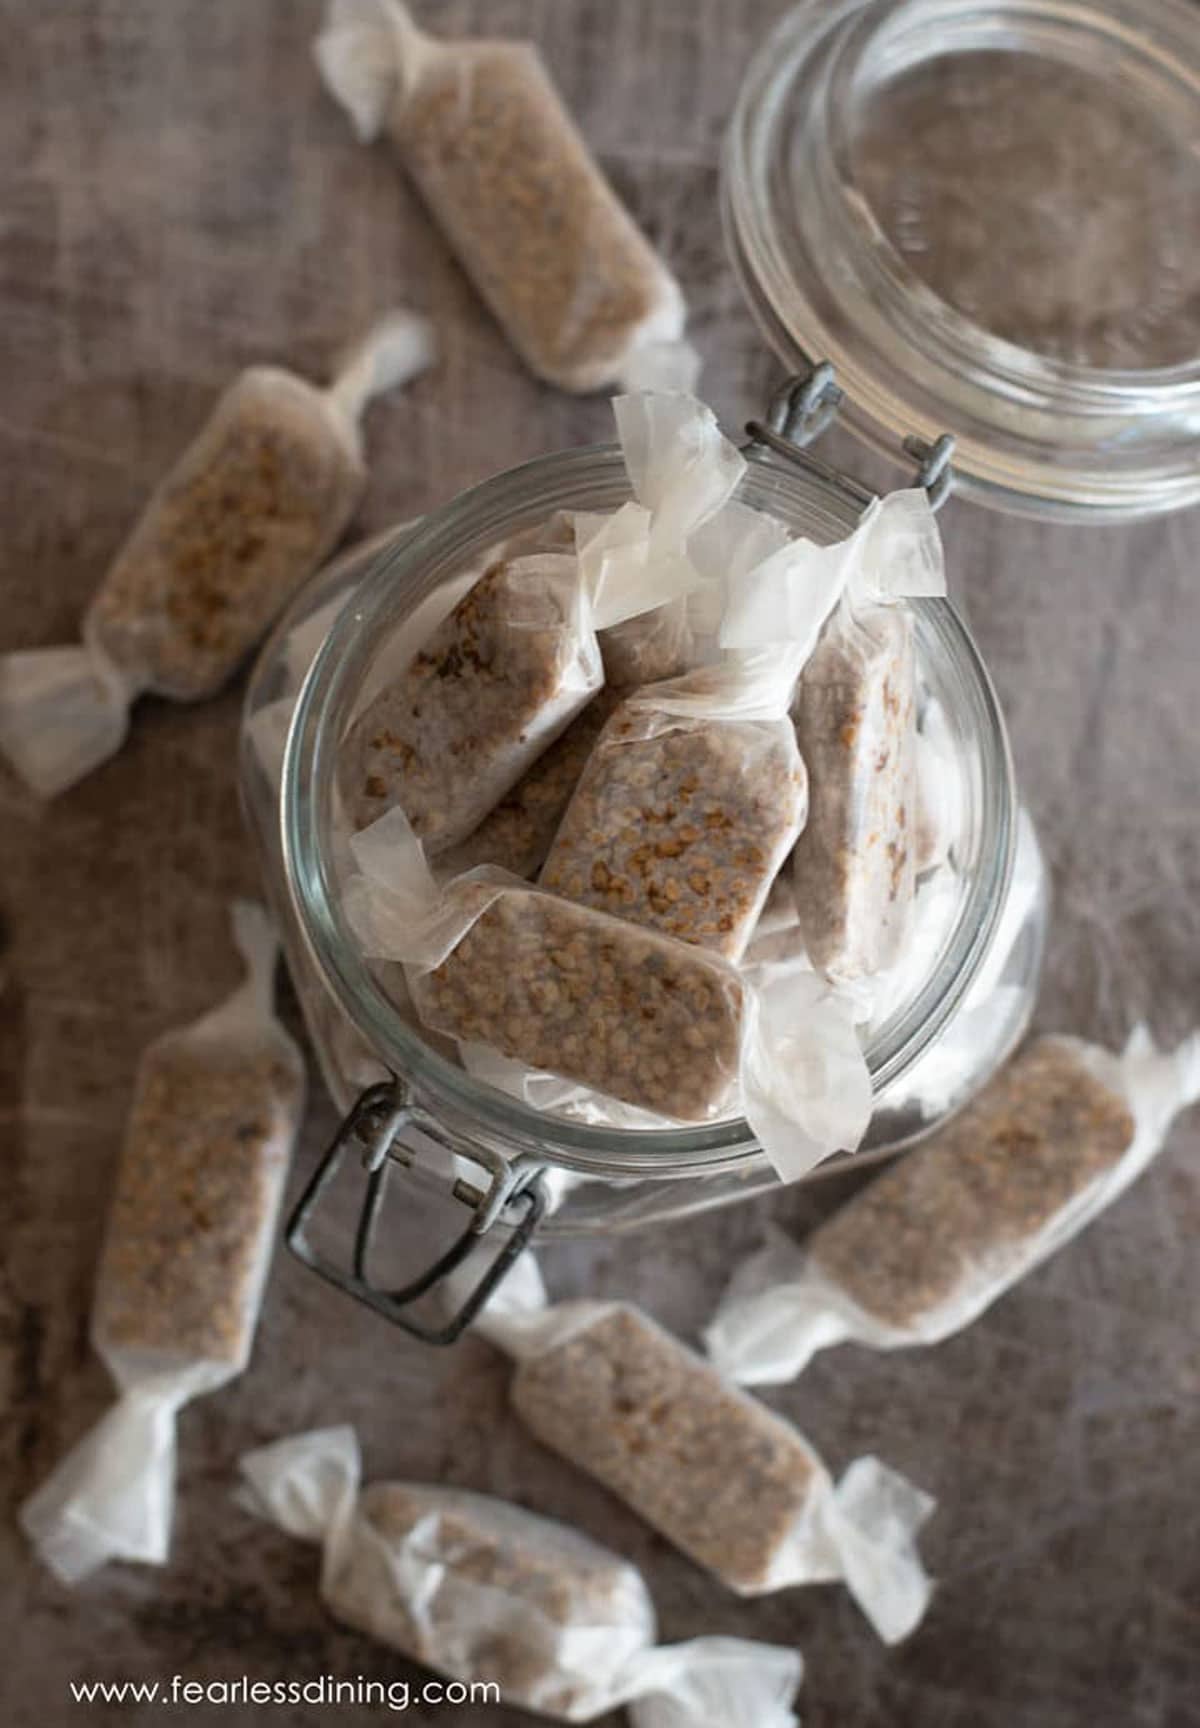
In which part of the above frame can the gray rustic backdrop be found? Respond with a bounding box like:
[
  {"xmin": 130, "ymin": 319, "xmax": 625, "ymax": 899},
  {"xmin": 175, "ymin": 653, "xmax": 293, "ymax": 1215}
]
[{"xmin": 1, "ymin": 3, "xmax": 1198, "ymax": 1725}]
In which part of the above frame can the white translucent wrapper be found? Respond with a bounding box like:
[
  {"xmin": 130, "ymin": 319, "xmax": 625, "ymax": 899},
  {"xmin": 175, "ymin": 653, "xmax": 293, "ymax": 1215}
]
[
  {"xmin": 314, "ymin": 2, "xmax": 696, "ymax": 394},
  {"xmin": 706, "ymin": 1026, "xmax": 1200, "ymax": 1386},
  {"xmin": 343, "ymin": 807, "xmax": 872, "ymax": 1181},
  {"xmin": 476, "ymin": 1263, "xmax": 935, "ymax": 1644},
  {"xmin": 742, "ymin": 893, "xmax": 806, "ymax": 968},
  {"xmin": 718, "ymin": 486, "xmax": 945, "ymax": 664},
  {"xmin": 686, "ymin": 500, "xmax": 792, "ymax": 660},
  {"xmin": 573, "ymin": 392, "xmax": 747, "ymax": 639},
  {"xmin": 0, "ymin": 311, "xmax": 435, "ymax": 798},
  {"xmin": 237, "ymin": 1424, "xmax": 803, "ymax": 1726},
  {"xmin": 19, "ymin": 904, "xmax": 306, "ymax": 1584}
]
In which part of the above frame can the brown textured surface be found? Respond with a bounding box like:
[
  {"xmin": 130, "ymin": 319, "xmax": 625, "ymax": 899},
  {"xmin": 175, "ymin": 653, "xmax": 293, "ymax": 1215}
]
[{"xmin": 1, "ymin": 3, "xmax": 1199, "ymax": 1727}]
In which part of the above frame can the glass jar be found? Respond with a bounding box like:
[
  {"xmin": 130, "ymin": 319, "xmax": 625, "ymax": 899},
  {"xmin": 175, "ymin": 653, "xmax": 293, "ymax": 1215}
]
[
  {"xmin": 724, "ymin": 0, "xmax": 1200, "ymax": 522},
  {"xmin": 239, "ymin": 421, "xmax": 1048, "ymax": 1339}
]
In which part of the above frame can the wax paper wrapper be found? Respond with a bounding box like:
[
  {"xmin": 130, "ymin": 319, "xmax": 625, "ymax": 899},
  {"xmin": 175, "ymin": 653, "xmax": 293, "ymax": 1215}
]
[{"xmin": 719, "ymin": 487, "xmax": 945, "ymax": 982}]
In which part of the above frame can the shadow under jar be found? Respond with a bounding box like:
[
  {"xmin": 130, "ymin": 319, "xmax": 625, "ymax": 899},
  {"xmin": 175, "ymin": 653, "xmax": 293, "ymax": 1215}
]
[{"xmin": 239, "ymin": 431, "xmax": 1047, "ymax": 1341}]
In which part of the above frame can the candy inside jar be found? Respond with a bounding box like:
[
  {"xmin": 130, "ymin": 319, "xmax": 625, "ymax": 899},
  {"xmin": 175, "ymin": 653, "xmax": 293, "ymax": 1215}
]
[
  {"xmin": 238, "ymin": 382, "xmax": 1039, "ymax": 1309},
  {"xmin": 327, "ymin": 396, "xmax": 981, "ymax": 1175}
]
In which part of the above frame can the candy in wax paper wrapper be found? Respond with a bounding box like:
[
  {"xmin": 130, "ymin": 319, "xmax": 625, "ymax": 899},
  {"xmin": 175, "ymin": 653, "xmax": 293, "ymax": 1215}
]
[
  {"xmin": 540, "ymin": 652, "xmax": 809, "ymax": 962},
  {"xmin": 721, "ymin": 487, "xmax": 946, "ymax": 983},
  {"xmin": 237, "ymin": 1424, "xmax": 802, "ymax": 1726},
  {"xmin": 343, "ymin": 806, "xmax": 872, "ymax": 1180},
  {"xmin": 337, "ymin": 553, "xmax": 601, "ymax": 849},
  {"xmin": 20, "ymin": 904, "xmax": 305, "ymax": 1584},
  {"xmin": 411, "ymin": 386, "xmax": 748, "ymax": 877},
  {"xmin": 792, "ymin": 603, "xmax": 918, "ymax": 980},
  {"xmin": 475, "ymin": 1264, "xmax": 935, "ymax": 1643},
  {"xmin": 336, "ymin": 400, "xmax": 739, "ymax": 854},
  {"xmin": 314, "ymin": 2, "xmax": 696, "ymax": 395},
  {"xmin": 706, "ymin": 1026, "xmax": 1200, "ymax": 1386},
  {"xmin": 0, "ymin": 312, "xmax": 435, "ymax": 799}
]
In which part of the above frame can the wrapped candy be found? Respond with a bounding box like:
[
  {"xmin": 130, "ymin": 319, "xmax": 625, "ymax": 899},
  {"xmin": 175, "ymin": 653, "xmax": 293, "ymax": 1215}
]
[
  {"xmin": 238, "ymin": 1424, "xmax": 804, "ymax": 1726},
  {"xmin": 343, "ymin": 806, "xmax": 873, "ymax": 1180},
  {"xmin": 791, "ymin": 604, "xmax": 917, "ymax": 980},
  {"xmin": 431, "ymin": 408, "xmax": 738, "ymax": 877},
  {"xmin": 0, "ymin": 312, "xmax": 434, "ymax": 797},
  {"xmin": 705, "ymin": 1027, "xmax": 1200, "ymax": 1384},
  {"xmin": 540, "ymin": 654, "xmax": 808, "ymax": 961},
  {"xmin": 338, "ymin": 553, "xmax": 606, "ymax": 850},
  {"xmin": 419, "ymin": 527, "xmax": 696, "ymax": 881},
  {"xmin": 719, "ymin": 488, "xmax": 947, "ymax": 982},
  {"xmin": 20, "ymin": 904, "xmax": 305, "ymax": 1583},
  {"xmin": 476, "ymin": 1269, "xmax": 935, "ymax": 1645},
  {"xmin": 314, "ymin": 2, "xmax": 695, "ymax": 394},
  {"xmin": 338, "ymin": 393, "xmax": 743, "ymax": 855}
]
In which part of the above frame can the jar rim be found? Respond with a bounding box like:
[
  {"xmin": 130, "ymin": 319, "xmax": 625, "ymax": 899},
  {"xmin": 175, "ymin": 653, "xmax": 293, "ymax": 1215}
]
[
  {"xmin": 282, "ymin": 440, "xmax": 1016, "ymax": 1177},
  {"xmin": 724, "ymin": 0, "xmax": 1200, "ymax": 522}
]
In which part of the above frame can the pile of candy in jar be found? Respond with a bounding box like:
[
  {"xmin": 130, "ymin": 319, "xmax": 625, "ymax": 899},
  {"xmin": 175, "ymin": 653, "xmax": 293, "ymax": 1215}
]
[{"xmin": 338, "ymin": 389, "xmax": 947, "ymax": 1179}]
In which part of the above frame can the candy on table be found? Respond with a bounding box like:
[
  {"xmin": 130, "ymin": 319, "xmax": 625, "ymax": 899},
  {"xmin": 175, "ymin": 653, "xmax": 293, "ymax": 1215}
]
[
  {"xmin": 475, "ymin": 1279, "xmax": 934, "ymax": 1644},
  {"xmin": 238, "ymin": 1423, "xmax": 804, "ymax": 1726},
  {"xmin": 314, "ymin": 1, "xmax": 695, "ymax": 393},
  {"xmin": 20, "ymin": 904, "xmax": 305, "ymax": 1584},
  {"xmin": 0, "ymin": 311, "xmax": 434, "ymax": 797},
  {"xmin": 706, "ymin": 1028, "xmax": 1200, "ymax": 1384}
]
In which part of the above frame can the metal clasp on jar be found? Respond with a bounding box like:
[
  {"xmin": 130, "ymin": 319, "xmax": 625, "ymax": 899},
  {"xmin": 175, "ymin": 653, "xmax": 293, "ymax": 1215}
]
[
  {"xmin": 286, "ymin": 1079, "xmax": 548, "ymax": 1343},
  {"xmin": 744, "ymin": 363, "xmax": 957, "ymax": 511}
]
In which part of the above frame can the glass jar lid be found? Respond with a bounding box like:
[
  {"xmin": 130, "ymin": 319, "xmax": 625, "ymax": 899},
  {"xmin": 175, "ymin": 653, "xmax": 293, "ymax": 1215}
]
[{"xmin": 724, "ymin": 0, "xmax": 1200, "ymax": 521}]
